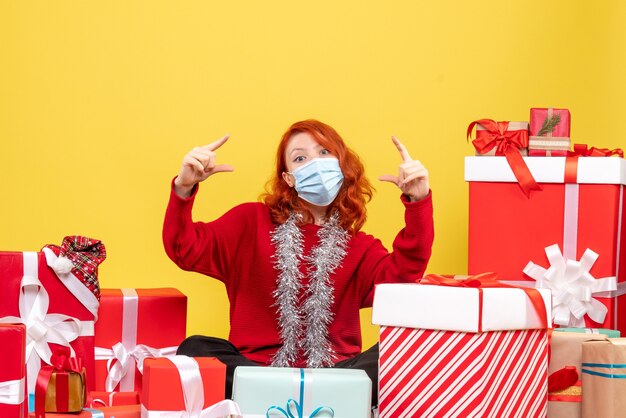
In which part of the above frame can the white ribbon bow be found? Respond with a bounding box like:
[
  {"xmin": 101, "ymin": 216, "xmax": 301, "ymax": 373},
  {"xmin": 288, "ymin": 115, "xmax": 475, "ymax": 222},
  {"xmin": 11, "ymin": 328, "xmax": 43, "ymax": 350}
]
[
  {"xmin": 0, "ymin": 378, "xmax": 25, "ymax": 405},
  {"xmin": 524, "ymin": 244, "xmax": 617, "ymax": 327},
  {"xmin": 95, "ymin": 343, "xmax": 178, "ymax": 392},
  {"xmin": 0, "ymin": 252, "xmax": 85, "ymax": 393},
  {"xmin": 141, "ymin": 355, "xmax": 242, "ymax": 418}
]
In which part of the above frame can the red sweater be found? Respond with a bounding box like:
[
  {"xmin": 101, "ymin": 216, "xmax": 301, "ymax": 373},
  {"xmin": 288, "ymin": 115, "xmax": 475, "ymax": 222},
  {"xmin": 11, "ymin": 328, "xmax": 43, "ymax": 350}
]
[{"xmin": 163, "ymin": 181, "xmax": 434, "ymax": 366}]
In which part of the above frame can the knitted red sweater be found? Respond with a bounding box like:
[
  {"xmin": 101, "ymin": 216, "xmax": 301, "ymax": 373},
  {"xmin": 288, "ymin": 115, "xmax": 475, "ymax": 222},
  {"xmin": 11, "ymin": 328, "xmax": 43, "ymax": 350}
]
[{"xmin": 163, "ymin": 181, "xmax": 434, "ymax": 366}]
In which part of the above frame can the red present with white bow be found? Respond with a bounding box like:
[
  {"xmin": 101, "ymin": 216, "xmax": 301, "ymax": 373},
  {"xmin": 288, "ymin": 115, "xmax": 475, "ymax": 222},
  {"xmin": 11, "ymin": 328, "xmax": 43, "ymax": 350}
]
[
  {"xmin": 0, "ymin": 323, "xmax": 27, "ymax": 418},
  {"xmin": 372, "ymin": 276, "xmax": 552, "ymax": 418},
  {"xmin": 0, "ymin": 238, "xmax": 105, "ymax": 398},
  {"xmin": 94, "ymin": 288, "xmax": 187, "ymax": 393},
  {"xmin": 141, "ymin": 356, "xmax": 240, "ymax": 417},
  {"xmin": 466, "ymin": 150, "xmax": 626, "ymax": 332}
]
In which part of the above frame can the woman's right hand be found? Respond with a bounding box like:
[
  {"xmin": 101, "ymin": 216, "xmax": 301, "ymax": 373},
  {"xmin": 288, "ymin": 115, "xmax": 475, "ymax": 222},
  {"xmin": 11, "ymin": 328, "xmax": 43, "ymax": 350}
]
[{"xmin": 174, "ymin": 134, "xmax": 235, "ymax": 198}]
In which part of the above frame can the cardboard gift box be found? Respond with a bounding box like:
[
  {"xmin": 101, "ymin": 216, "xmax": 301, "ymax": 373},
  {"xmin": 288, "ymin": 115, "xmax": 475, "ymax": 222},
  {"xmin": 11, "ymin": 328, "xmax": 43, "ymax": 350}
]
[
  {"xmin": 34, "ymin": 350, "xmax": 87, "ymax": 418},
  {"xmin": 0, "ymin": 323, "xmax": 27, "ymax": 418},
  {"xmin": 372, "ymin": 277, "xmax": 552, "ymax": 418},
  {"xmin": 94, "ymin": 288, "xmax": 187, "ymax": 392},
  {"xmin": 548, "ymin": 331, "xmax": 610, "ymax": 418},
  {"xmin": 529, "ymin": 108, "xmax": 571, "ymax": 157},
  {"xmin": 142, "ymin": 356, "xmax": 238, "ymax": 417},
  {"xmin": 88, "ymin": 391, "xmax": 140, "ymax": 407},
  {"xmin": 232, "ymin": 367, "xmax": 371, "ymax": 418},
  {"xmin": 0, "ymin": 241, "xmax": 104, "ymax": 397},
  {"xmin": 582, "ymin": 338, "xmax": 626, "ymax": 417},
  {"xmin": 466, "ymin": 154, "xmax": 626, "ymax": 332},
  {"xmin": 28, "ymin": 404, "xmax": 140, "ymax": 418}
]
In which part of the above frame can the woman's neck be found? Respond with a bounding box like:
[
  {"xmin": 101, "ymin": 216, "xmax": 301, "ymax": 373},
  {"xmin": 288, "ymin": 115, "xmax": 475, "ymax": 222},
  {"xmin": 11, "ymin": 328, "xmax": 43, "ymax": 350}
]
[{"xmin": 304, "ymin": 201, "xmax": 328, "ymax": 226}]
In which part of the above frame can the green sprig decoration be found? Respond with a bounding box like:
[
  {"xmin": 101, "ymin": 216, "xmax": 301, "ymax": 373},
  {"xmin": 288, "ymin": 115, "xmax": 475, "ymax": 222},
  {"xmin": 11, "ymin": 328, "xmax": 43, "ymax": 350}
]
[{"xmin": 537, "ymin": 113, "xmax": 562, "ymax": 136}]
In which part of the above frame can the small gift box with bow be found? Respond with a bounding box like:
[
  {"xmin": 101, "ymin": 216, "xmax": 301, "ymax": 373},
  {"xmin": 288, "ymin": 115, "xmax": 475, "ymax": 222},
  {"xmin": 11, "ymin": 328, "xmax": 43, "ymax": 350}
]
[
  {"xmin": 0, "ymin": 323, "xmax": 27, "ymax": 418},
  {"xmin": 0, "ymin": 237, "xmax": 106, "ymax": 401},
  {"xmin": 93, "ymin": 288, "xmax": 186, "ymax": 393},
  {"xmin": 548, "ymin": 331, "xmax": 611, "ymax": 418},
  {"xmin": 28, "ymin": 404, "xmax": 141, "ymax": 418},
  {"xmin": 141, "ymin": 356, "xmax": 240, "ymax": 417},
  {"xmin": 465, "ymin": 147, "xmax": 626, "ymax": 333},
  {"xmin": 232, "ymin": 367, "xmax": 371, "ymax": 418},
  {"xmin": 372, "ymin": 274, "xmax": 552, "ymax": 418},
  {"xmin": 582, "ymin": 338, "xmax": 626, "ymax": 417},
  {"xmin": 34, "ymin": 349, "xmax": 87, "ymax": 418},
  {"xmin": 88, "ymin": 391, "xmax": 140, "ymax": 407},
  {"xmin": 529, "ymin": 107, "xmax": 572, "ymax": 156}
]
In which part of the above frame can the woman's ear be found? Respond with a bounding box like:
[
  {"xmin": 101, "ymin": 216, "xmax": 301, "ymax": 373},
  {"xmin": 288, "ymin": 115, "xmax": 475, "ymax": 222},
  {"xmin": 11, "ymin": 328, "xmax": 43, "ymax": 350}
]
[{"xmin": 282, "ymin": 172, "xmax": 295, "ymax": 188}]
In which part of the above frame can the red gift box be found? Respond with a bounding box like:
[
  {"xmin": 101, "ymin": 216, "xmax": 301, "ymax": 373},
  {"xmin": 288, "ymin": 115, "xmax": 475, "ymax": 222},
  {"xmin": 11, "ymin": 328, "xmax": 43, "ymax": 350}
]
[
  {"xmin": 0, "ymin": 250, "xmax": 100, "ymax": 396},
  {"xmin": 94, "ymin": 288, "xmax": 187, "ymax": 392},
  {"xmin": 0, "ymin": 323, "xmax": 27, "ymax": 418},
  {"xmin": 88, "ymin": 391, "xmax": 140, "ymax": 407},
  {"xmin": 141, "ymin": 356, "xmax": 238, "ymax": 417},
  {"xmin": 372, "ymin": 279, "xmax": 551, "ymax": 418},
  {"xmin": 529, "ymin": 108, "xmax": 571, "ymax": 157},
  {"xmin": 466, "ymin": 154, "xmax": 626, "ymax": 332},
  {"xmin": 28, "ymin": 404, "xmax": 140, "ymax": 418}
]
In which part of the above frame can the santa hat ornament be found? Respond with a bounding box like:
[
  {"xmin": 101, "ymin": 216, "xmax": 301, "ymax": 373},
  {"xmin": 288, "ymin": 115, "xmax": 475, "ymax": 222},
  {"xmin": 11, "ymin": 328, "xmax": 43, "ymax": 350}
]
[{"xmin": 44, "ymin": 236, "xmax": 107, "ymax": 300}]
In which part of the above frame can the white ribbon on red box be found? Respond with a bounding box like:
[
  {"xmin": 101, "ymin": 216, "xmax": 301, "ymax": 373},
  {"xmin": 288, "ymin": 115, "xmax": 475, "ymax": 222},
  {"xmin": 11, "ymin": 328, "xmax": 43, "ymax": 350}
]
[
  {"xmin": 141, "ymin": 356, "xmax": 242, "ymax": 418},
  {"xmin": 0, "ymin": 252, "xmax": 94, "ymax": 393},
  {"xmin": 94, "ymin": 288, "xmax": 178, "ymax": 392},
  {"xmin": 0, "ymin": 377, "xmax": 25, "ymax": 405}
]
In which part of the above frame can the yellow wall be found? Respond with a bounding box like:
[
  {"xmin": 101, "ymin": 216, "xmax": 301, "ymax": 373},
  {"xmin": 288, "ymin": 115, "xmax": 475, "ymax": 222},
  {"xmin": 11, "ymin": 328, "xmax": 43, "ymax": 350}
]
[{"xmin": 1, "ymin": 1, "xmax": 624, "ymax": 348}]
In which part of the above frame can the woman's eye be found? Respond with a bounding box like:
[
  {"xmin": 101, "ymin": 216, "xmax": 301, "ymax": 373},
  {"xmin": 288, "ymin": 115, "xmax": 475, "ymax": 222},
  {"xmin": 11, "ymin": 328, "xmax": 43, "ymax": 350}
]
[
  {"xmin": 320, "ymin": 149, "xmax": 330, "ymax": 155},
  {"xmin": 293, "ymin": 156, "xmax": 306, "ymax": 163}
]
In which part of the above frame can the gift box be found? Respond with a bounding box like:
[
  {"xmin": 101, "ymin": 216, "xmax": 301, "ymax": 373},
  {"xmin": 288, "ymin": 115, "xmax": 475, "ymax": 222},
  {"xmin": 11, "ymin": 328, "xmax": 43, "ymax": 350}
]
[
  {"xmin": 372, "ymin": 276, "xmax": 552, "ymax": 418},
  {"xmin": 232, "ymin": 367, "xmax": 371, "ymax": 418},
  {"xmin": 529, "ymin": 107, "xmax": 571, "ymax": 157},
  {"xmin": 142, "ymin": 356, "xmax": 239, "ymax": 417},
  {"xmin": 466, "ymin": 153, "xmax": 626, "ymax": 333},
  {"xmin": 0, "ymin": 238, "xmax": 105, "ymax": 398},
  {"xmin": 28, "ymin": 404, "xmax": 141, "ymax": 418},
  {"xmin": 0, "ymin": 323, "xmax": 27, "ymax": 418},
  {"xmin": 555, "ymin": 328, "xmax": 621, "ymax": 338},
  {"xmin": 582, "ymin": 338, "xmax": 626, "ymax": 417},
  {"xmin": 34, "ymin": 349, "xmax": 87, "ymax": 418},
  {"xmin": 88, "ymin": 391, "xmax": 140, "ymax": 407},
  {"xmin": 94, "ymin": 288, "xmax": 186, "ymax": 392},
  {"xmin": 547, "ymin": 331, "xmax": 609, "ymax": 418}
]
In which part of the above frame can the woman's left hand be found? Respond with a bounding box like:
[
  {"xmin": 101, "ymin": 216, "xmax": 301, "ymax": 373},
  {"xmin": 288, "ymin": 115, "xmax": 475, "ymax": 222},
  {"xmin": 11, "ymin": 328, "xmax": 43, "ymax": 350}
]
[{"xmin": 379, "ymin": 136, "xmax": 430, "ymax": 202}]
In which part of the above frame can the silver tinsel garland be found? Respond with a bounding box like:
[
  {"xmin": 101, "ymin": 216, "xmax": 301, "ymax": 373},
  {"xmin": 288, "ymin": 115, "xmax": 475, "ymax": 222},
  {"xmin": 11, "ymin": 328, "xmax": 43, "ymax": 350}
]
[{"xmin": 269, "ymin": 211, "xmax": 349, "ymax": 368}]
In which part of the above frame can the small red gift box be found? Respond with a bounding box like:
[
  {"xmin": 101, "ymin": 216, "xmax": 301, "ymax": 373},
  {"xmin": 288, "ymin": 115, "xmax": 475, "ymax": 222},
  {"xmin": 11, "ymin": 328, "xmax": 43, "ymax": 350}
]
[
  {"xmin": 34, "ymin": 350, "xmax": 87, "ymax": 418},
  {"xmin": 0, "ymin": 241, "xmax": 103, "ymax": 396},
  {"xmin": 529, "ymin": 108, "xmax": 571, "ymax": 156},
  {"xmin": 142, "ymin": 356, "xmax": 236, "ymax": 417},
  {"xmin": 0, "ymin": 323, "xmax": 27, "ymax": 418},
  {"xmin": 94, "ymin": 288, "xmax": 187, "ymax": 393},
  {"xmin": 88, "ymin": 391, "xmax": 140, "ymax": 407},
  {"xmin": 466, "ymin": 151, "xmax": 626, "ymax": 333}
]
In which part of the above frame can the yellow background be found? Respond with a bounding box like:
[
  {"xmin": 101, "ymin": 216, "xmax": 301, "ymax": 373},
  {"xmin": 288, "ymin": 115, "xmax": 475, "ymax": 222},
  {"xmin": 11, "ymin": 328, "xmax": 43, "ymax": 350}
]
[{"xmin": 1, "ymin": 1, "xmax": 625, "ymax": 349}]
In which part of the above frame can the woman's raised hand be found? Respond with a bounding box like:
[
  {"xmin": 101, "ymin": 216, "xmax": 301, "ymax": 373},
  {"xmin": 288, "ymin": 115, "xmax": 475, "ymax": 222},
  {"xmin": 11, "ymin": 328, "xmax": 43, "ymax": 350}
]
[
  {"xmin": 174, "ymin": 135, "xmax": 235, "ymax": 198},
  {"xmin": 379, "ymin": 136, "xmax": 430, "ymax": 202}
]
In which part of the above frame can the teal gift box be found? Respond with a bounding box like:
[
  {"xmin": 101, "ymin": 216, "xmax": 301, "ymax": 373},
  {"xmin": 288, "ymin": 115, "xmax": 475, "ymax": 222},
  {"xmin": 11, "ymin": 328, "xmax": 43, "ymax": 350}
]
[
  {"xmin": 232, "ymin": 367, "xmax": 371, "ymax": 418},
  {"xmin": 555, "ymin": 327, "xmax": 621, "ymax": 338}
]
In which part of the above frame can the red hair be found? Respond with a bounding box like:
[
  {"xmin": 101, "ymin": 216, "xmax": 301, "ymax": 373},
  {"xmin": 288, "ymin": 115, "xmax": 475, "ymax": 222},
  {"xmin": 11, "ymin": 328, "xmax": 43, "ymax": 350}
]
[{"xmin": 262, "ymin": 119, "xmax": 373, "ymax": 233}]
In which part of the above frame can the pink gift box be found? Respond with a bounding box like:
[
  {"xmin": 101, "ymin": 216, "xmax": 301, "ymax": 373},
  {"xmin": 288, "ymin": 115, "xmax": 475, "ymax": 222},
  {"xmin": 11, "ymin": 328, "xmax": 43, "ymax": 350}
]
[{"xmin": 0, "ymin": 323, "xmax": 27, "ymax": 418}]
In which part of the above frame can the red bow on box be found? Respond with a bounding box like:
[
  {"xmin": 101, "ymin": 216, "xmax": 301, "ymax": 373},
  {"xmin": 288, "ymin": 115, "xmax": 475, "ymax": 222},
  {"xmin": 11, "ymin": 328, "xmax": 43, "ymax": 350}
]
[
  {"xmin": 35, "ymin": 348, "xmax": 88, "ymax": 418},
  {"xmin": 564, "ymin": 143, "xmax": 624, "ymax": 183},
  {"xmin": 467, "ymin": 119, "xmax": 542, "ymax": 197}
]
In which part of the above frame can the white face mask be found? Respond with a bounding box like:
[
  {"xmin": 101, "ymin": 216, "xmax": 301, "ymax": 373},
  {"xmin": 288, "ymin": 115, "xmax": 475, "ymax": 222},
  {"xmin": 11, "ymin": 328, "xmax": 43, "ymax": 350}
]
[{"xmin": 289, "ymin": 158, "xmax": 344, "ymax": 206}]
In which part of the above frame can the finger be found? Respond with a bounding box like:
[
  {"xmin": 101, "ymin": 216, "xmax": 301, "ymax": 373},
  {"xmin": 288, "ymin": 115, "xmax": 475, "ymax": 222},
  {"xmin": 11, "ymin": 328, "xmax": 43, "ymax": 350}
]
[
  {"xmin": 203, "ymin": 134, "xmax": 230, "ymax": 152},
  {"xmin": 400, "ymin": 169, "xmax": 428, "ymax": 185},
  {"xmin": 183, "ymin": 156, "xmax": 206, "ymax": 173},
  {"xmin": 209, "ymin": 164, "xmax": 235, "ymax": 174},
  {"xmin": 378, "ymin": 174, "xmax": 400, "ymax": 186},
  {"xmin": 392, "ymin": 136, "xmax": 413, "ymax": 163}
]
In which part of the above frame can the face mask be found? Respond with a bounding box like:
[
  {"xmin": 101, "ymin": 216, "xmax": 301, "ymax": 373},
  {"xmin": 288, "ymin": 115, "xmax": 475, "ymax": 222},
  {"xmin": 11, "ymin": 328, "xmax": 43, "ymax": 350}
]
[{"xmin": 289, "ymin": 158, "xmax": 344, "ymax": 206}]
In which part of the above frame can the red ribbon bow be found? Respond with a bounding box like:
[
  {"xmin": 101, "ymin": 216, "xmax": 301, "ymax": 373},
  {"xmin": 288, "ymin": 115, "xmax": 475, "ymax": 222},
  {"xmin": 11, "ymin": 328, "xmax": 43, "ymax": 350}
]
[
  {"xmin": 35, "ymin": 348, "xmax": 87, "ymax": 418},
  {"xmin": 467, "ymin": 119, "xmax": 542, "ymax": 197},
  {"xmin": 548, "ymin": 366, "xmax": 579, "ymax": 393},
  {"xmin": 420, "ymin": 272, "xmax": 548, "ymax": 332},
  {"xmin": 564, "ymin": 143, "xmax": 624, "ymax": 183}
]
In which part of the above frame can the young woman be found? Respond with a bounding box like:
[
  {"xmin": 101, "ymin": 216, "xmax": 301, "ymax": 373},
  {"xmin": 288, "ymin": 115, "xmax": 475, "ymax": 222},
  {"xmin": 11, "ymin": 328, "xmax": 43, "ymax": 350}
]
[{"xmin": 163, "ymin": 119, "xmax": 434, "ymax": 403}]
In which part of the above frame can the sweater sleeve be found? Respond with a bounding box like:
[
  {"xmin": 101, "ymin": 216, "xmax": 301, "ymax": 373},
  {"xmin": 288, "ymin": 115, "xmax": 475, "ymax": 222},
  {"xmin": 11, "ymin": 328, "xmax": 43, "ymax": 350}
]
[
  {"xmin": 162, "ymin": 177, "xmax": 250, "ymax": 285},
  {"xmin": 356, "ymin": 191, "xmax": 435, "ymax": 307}
]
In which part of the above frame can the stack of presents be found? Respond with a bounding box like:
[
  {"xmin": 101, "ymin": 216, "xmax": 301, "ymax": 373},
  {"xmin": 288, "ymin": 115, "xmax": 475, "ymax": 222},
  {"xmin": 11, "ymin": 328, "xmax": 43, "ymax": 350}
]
[{"xmin": 1, "ymin": 107, "xmax": 626, "ymax": 418}]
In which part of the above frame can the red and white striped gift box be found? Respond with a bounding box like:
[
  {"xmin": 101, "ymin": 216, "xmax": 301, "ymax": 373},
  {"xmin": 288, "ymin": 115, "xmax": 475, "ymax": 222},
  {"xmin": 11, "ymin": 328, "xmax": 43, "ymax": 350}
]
[{"xmin": 373, "ymin": 282, "xmax": 552, "ymax": 418}]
